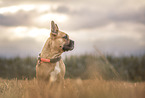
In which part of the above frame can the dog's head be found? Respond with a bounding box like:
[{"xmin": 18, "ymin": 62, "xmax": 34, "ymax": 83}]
[{"xmin": 50, "ymin": 21, "xmax": 74, "ymax": 52}]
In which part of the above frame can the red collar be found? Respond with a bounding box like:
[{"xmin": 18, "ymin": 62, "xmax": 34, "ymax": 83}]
[
  {"xmin": 40, "ymin": 58, "xmax": 51, "ymax": 63},
  {"xmin": 38, "ymin": 53, "xmax": 61, "ymax": 64}
]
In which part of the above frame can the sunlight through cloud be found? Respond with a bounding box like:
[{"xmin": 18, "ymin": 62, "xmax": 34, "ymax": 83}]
[
  {"xmin": 36, "ymin": 13, "xmax": 68, "ymax": 23},
  {"xmin": 0, "ymin": 5, "xmax": 35, "ymax": 14},
  {"xmin": 8, "ymin": 27, "xmax": 50, "ymax": 42}
]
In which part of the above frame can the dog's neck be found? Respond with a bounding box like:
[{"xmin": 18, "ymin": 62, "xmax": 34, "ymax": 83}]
[{"xmin": 41, "ymin": 38, "xmax": 62, "ymax": 59}]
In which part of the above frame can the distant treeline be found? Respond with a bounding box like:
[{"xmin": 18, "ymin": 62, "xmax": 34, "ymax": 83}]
[{"xmin": 0, "ymin": 54, "xmax": 145, "ymax": 81}]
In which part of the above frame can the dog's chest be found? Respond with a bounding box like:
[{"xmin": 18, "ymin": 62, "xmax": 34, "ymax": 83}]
[{"xmin": 50, "ymin": 62, "xmax": 61, "ymax": 82}]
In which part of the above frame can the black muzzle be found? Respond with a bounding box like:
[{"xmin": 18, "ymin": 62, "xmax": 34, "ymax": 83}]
[{"xmin": 63, "ymin": 40, "xmax": 74, "ymax": 51}]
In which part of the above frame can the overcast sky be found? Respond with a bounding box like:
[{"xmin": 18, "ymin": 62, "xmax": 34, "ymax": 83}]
[{"xmin": 0, "ymin": 0, "xmax": 145, "ymax": 58}]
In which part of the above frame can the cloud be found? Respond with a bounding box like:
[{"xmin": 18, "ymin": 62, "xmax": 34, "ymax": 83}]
[
  {"xmin": 109, "ymin": 8, "xmax": 145, "ymax": 25},
  {"xmin": 1, "ymin": 1, "xmax": 145, "ymax": 31},
  {"xmin": 0, "ymin": 10, "xmax": 40, "ymax": 27},
  {"xmin": 0, "ymin": 0, "xmax": 145, "ymax": 57},
  {"xmin": 55, "ymin": 6, "xmax": 70, "ymax": 13},
  {"xmin": 0, "ymin": 37, "xmax": 42, "ymax": 58},
  {"xmin": 57, "ymin": 5, "xmax": 145, "ymax": 31},
  {"xmin": 93, "ymin": 35, "xmax": 145, "ymax": 56}
]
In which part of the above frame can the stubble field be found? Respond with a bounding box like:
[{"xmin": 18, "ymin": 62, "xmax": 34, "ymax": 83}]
[{"xmin": 0, "ymin": 78, "xmax": 144, "ymax": 98}]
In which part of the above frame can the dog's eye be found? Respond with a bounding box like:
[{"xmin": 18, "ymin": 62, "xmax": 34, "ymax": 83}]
[{"xmin": 62, "ymin": 35, "xmax": 68, "ymax": 40}]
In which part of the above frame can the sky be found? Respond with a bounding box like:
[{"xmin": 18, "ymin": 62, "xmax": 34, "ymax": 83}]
[{"xmin": 0, "ymin": 0, "xmax": 145, "ymax": 58}]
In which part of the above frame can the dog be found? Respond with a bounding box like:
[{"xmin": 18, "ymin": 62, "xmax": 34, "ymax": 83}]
[{"xmin": 36, "ymin": 21, "xmax": 74, "ymax": 83}]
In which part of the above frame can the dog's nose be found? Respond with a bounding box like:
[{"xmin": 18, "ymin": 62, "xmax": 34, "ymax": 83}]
[
  {"xmin": 70, "ymin": 40, "xmax": 74, "ymax": 45},
  {"xmin": 62, "ymin": 39, "xmax": 74, "ymax": 51},
  {"xmin": 69, "ymin": 40, "xmax": 74, "ymax": 50}
]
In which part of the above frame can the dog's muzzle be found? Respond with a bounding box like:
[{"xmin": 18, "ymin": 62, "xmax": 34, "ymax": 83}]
[{"xmin": 63, "ymin": 40, "xmax": 74, "ymax": 51}]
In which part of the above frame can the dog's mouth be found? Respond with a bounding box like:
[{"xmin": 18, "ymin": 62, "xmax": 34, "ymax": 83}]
[{"xmin": 63, "ymin": 40, "xmax": 74, "ymax": 51}]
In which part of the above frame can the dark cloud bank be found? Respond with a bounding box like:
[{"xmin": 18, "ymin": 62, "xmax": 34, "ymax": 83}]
[{"xmin": 1, "ymin": 4, "xmax": 145, "ymax": 30}]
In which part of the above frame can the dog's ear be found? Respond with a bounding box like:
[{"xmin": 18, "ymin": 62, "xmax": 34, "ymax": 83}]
[{"xmin": 51, "ymin": 21, "xmax": 59, "ymax": 36}]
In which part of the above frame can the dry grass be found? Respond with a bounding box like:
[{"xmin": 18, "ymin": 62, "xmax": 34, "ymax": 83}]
[{"xmin": 0, "ymin": 78, "xmax": 144, "ymax": 98}]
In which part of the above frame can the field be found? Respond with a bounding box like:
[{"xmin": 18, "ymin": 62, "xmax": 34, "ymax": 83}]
[
  {"xmin": 0, "ymin": 54, "xmax": 145, "ymax": 98},
  {"xmin": 0, "ymin": 78, "xmax": 144, "ymax": 98}
]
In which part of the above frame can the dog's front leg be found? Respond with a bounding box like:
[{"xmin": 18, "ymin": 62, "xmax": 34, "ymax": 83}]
[{"xmin": 58, "ymin": 60, "xmax": 66, "ymax": 88}]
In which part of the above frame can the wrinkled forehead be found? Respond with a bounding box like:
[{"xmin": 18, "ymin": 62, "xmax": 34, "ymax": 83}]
[{"xmin": 57, "ymin": 31, "xmax": 67, "ymax": 37}]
